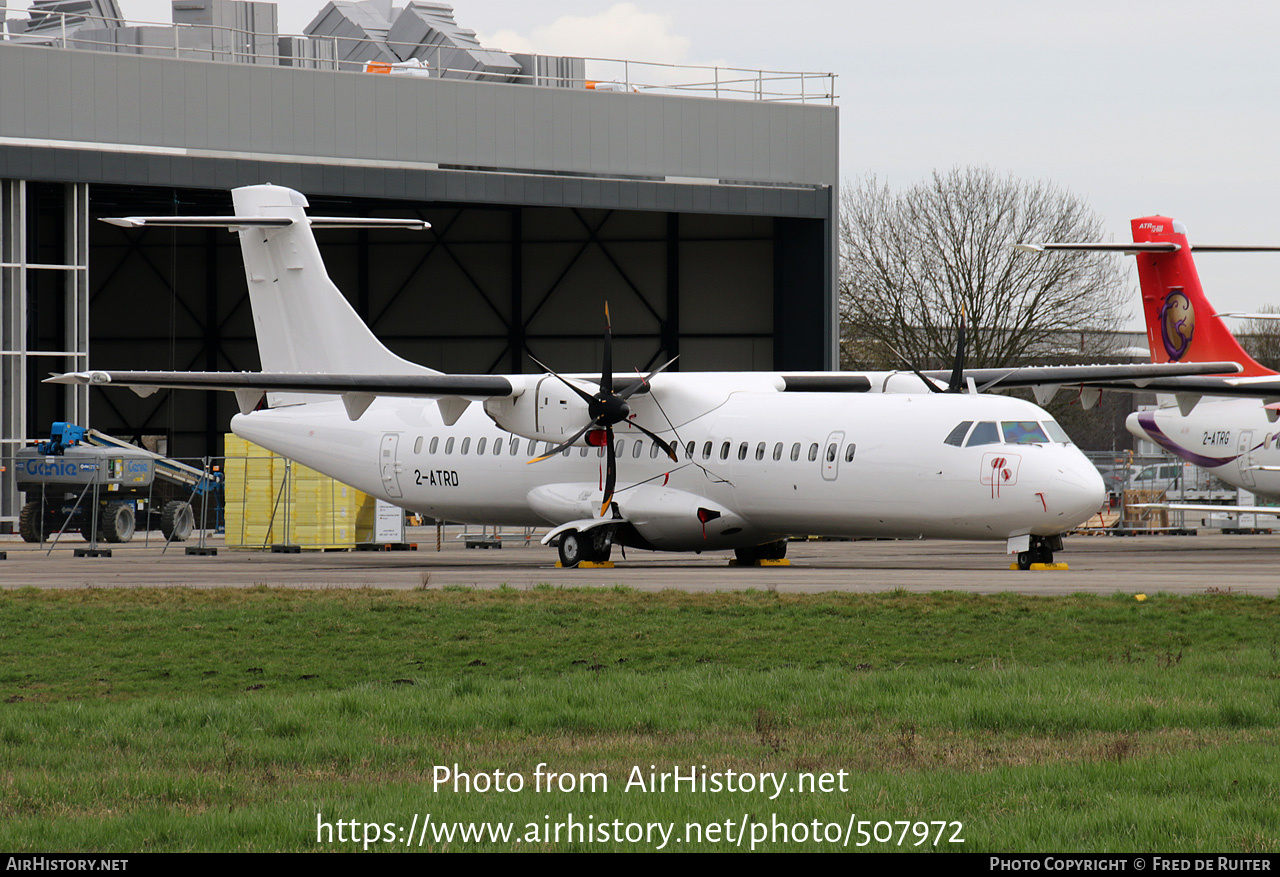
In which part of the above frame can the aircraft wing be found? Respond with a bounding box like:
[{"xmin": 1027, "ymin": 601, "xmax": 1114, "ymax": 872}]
[
  {"xmin": 920, "ymin": 362, "xmax": 1242, "ymax": 390},
  {"xmin": 46, "ymin": 370, "xmax": 520, "ymax": 421},
  {"xmin": 46, "ymin": 370, "xmax": 516, "ymax": 397}
]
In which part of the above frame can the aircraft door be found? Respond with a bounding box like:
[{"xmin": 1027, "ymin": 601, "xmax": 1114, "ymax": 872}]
[
  {"xmin": 822, "ymin": 430, "xmax": 845, "ymax": 482},
  {"xmin": 380, "ymin": 432, "xmax": 403, "ymax": 498},
  {"xmin": 1238, "ymin": 430, "xmax": 1256, "ymax": 488}
]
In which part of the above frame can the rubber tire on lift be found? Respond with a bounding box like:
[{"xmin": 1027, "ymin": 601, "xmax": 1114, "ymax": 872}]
[
  {"xmin": 99, "ymin": 502, "xmax": 136, "ymax": 544},
  {"xmin": 161, "ymin": 500, "xmax": 195, "ymax": 542},
  {"xmin": 17, "ymin": 501, "xmax": 48, "ymax": 543}
]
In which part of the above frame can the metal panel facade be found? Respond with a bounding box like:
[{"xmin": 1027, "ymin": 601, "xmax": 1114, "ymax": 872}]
[{"xmin": 0, "ymin": 43, "xmax": 836, "ymax": 189}]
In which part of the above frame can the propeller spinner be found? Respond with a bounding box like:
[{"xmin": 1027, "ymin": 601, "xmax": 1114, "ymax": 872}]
[{"xmin": 527, "ymin": 303, "xmax": 679, "ymax": 516}]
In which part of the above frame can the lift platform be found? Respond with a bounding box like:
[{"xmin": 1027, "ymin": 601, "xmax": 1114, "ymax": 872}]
[{"xmin": 13, "ymin": 422, "xmax": 220, "ymax": 546}]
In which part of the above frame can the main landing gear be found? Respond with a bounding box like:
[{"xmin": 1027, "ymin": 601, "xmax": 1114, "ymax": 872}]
[
  {"xmin": 1015, "ymin": 535, "xmax": 1063, "ymax": 570},
  {"xmin": 556, "ymin": 527, "xmax": 614, "ymax": 567},
  {"xmin": 733, "ymin": 540, "xmax": 788, "ymax": 564}
]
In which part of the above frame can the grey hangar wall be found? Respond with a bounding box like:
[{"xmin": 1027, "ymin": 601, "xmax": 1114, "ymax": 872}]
[{"xmin": 0, "ymin": 41, "xmax": 838, "ymax": 528}]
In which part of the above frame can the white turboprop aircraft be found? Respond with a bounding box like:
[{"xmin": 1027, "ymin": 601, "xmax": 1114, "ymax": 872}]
[
  {"xmin": 1018, "ymin": 216, "xmax": 1280, "ymax": 514},
  {"xmin": 49, "ymin": 186, "xmax": 1238, "ymax": 568}
]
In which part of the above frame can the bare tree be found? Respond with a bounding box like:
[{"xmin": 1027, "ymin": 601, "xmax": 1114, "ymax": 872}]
[
  {"xmin": 1237, "ymin": 306, "xmax": 1280, "ymax": 372},
  {"xmin": 840, "ymin": 167, "xmax": 1130, "ymax": 370}
]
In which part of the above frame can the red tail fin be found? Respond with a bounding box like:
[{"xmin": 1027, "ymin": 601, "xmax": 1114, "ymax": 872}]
[{"xmin": 1132, "ymin": 216, "xmax": 1274, "ymax": 376}]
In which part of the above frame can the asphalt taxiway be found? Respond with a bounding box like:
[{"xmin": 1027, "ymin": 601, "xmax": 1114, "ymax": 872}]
[{"xmin": 0, "ymin": 530, "xmax": 1273, "ymax": 595}]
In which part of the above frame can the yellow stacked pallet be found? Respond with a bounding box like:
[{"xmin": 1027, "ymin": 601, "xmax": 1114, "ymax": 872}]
[
  {"xmin": 224, "ymin": 434, "xmax": 278, "ymax": 548},
  {"xmin": 223, "ymin": 434, "xmax": 375, "ymax": 549}
]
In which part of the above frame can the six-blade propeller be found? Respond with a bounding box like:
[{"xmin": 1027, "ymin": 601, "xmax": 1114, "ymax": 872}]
[{"xmin": 527, "ymin": 303, "xmax": 679, "ymax": 516}]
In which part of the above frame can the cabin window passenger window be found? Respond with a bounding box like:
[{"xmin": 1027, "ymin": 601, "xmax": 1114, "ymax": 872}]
[
  {"xmin": 808, "ymin": 443, "xmax": 819, "ymax": 462},
  {"xmin": 845, "ymin": 443, "xmax": 856, "ymax": 462},
  {"xmin": 510, "ymin": 437, "xmax": 520, "ymax": 455},
  {"xmin": 825, "ymin": 443, "xmax": 837, "ymax": 462},
  {"xmin": 580, "ymin": 446, "xmax": 589, "ymax": 457},
  {"xmin": 632, "ymin": 440, "xmax": 643, "ymax": 458},
  {"xmin": 460, "ymin": 437, "xmax": 470, "ymax": 455},
  {"xmin": 494, "ymin": 438, "xmax": 503, "ymax": 455},
  {"xmin": 429, "ymin": 437, "xmax": 439, "ymax": 454},
  {"xmin": 476, "ymin": 437, "xmax": 486, "ymax": 455},
  {"xmin": 686, "ymin": 441, "xmax": 696, "ymax": 460},
  {"xmin": 773, "ymin": 442, "xmax": 783, "ymax": 461},
  {"xmin": 966, "ymin": 422, "xmax": 1000, "ymax": 446},
  {"xmin": 756, "ymin": 442, "xmax": 766, "ymax": 461},
  {"xmin": 720, "ymin": 441, "xmax": 731, "ymax": 460},
  {"xmin": 702, "ymin": 441, "xmax": 713, "ymax": 460},
  {"xmin": 650, "ymin": 442, "xmax": 662, "ymax": 459},
  {"xmin": 616, "ymin": 439, "xmax": 624, "ymax": 457},
  {"xmin": 413, "ymin": 436, "xmax": 423, "ymax": 455},
  {"xmin": 790, "ymin": 443, "xmax": 801, "ymax": 462},
  {"xmin": 1002, "ymin": 422, "xmax": 1050, "ymax": 444},
  {"xmin": 944, "ymin": 421, "xmax": 972, "ymax": 447},
  {"xmin": 738, "ymin": 442, "xmax": 749, "ymax": 461},
  {"xmin": 444, "ymin": 437, "xmax": 455, "ymax": 454},
  {"xmin": 527, "ymin": 440, "xmax": 538, "ymax": 456}
]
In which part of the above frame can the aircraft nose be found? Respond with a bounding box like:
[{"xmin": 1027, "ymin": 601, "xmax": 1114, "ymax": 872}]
[{"xmin": 1049, "ymin": 458, "xmax": 1107, "ymax": 524}]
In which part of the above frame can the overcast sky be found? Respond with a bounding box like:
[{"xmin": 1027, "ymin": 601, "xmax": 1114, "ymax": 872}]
[{"xmin": 8, "ymin": 0, "xmax": 1280, "ymax": 328}]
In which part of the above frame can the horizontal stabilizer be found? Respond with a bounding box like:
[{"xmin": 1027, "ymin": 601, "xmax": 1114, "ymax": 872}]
[
  {"xmin": 1014, "ymin": 242, "xmax": 1179, "ymax": 254},
  {"xmin": 1130, "ymin": 503, "xmax": 1280, "ymax": 516},
  {"xmin": 101, "ymin": 216, "xmax": 429, "ymax": 230}
]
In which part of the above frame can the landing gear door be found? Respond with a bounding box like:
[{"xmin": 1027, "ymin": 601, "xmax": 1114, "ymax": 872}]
[
  {"xmin": 822, "ymin": 430, "xmax": 845, "ymax": 482},
  {"xmin": 1238, "ymin": 430, "xmax": 1256, "ymax": 488},
  {"xmin": 380, "ymin": 432, "xmax": 403, "ymax": 498}
]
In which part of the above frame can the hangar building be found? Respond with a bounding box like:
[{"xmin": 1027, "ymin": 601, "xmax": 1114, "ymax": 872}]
[{"xmin": 0, "ymin": 0, "xmax": 839, "ymax": 531}]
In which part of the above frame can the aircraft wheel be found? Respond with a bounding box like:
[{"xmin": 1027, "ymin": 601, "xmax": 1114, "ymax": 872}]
[
  {"xmin": 587, "ymin": 527, "xmax": 613, "ymax": 562},
  {"xmin": 761, "ymin": 539, "xmax": 787, "ymax": 560},
  {"xmin": 735, "ymin": 540, "xmax": 787, "ymax": 563},
  {"xmin": 1016, "ymin": 551, "xmax": 1033, "ymax": 571},
  {"xmin": 99, "ymin": 502, "xmax": 136, "ymax": 544},
  {"xmin": 558, "ymin": 530, "xmax": 584, "ymax": 567},
  {"xmin": 161, "ymin": 501, "xmax": 195, "ymax": 542}
]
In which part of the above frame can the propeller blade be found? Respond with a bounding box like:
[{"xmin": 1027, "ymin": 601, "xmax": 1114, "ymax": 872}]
[
  {"xmin": 527, "ymin": 353, "xmax": 597, "ymax": 407},
  {"xmin": 618, "ymin": 354, "xmax": 679, "ymax": 400},
  {"xmin": 601, "ymin": 302, "xmax": 614, "ymax": 396},
  {"xmin": 526, "ymin": 421, "xmax": 595, "ymax": 464},
  {"xmin": 624, "ymin": 419, "xmax": 680, "ymax": 462},
  {"xmin": 946, "ymin": 308, "xmax": 967, "ymax": 393},
  {"xmin": 884, "ymin": 341, "xmax": 943, "ymax": 394},
  {"xmin": 600, "ymin": 425, "xmax": 617, "ymax": 517}
]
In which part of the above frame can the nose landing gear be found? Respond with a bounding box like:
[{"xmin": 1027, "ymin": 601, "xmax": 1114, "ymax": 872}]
[{"xmin": 1015, "ymin": 535, "xmax": 1064, "ymax": 570}]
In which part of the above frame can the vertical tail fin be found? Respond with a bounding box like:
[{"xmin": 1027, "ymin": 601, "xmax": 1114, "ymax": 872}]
[
  {"xmin": 1131, "ymin": 216, "xmax": 1275, "ymax": 376},
  {"xmin": 230, "ymin": 185, "xmax": 438, "ymax": 384}
]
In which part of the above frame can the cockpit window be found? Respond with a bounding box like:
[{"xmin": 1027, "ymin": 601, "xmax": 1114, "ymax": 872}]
[
  {"xmin": 944, "ymin": 421, "xmax": 973, "ymax": 447},
  {"xmin": 966, "ymin": 421, "xmax": 1000, "ymax": 446},
  {"xmin": 1002, "ymin": 422, "xmax": 1050, "ymax": 444},
  {"xmin": 1043, "ymin": 421, "xmax": 1071, "ymax": 444}
]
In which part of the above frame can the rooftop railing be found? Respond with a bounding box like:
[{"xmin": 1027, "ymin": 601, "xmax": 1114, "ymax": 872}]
[{"xmin": 0, "ymin": 8, "xmax": 838, "ymax": 105}]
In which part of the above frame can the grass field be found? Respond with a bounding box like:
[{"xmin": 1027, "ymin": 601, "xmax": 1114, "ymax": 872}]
[{"xmin": 0, "ymin": 586, "xmax": 1276, "ymax": 852}]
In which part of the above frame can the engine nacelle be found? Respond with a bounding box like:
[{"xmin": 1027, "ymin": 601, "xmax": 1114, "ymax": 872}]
[{"xmin": 484, "ymin": 375, "xmax": 595, "ymax": 444}]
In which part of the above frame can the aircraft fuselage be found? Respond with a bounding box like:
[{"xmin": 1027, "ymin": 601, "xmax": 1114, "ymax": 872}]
[{"xmin": 233, "ymin": 386, "xmax": 1105, "ymax": 552}]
